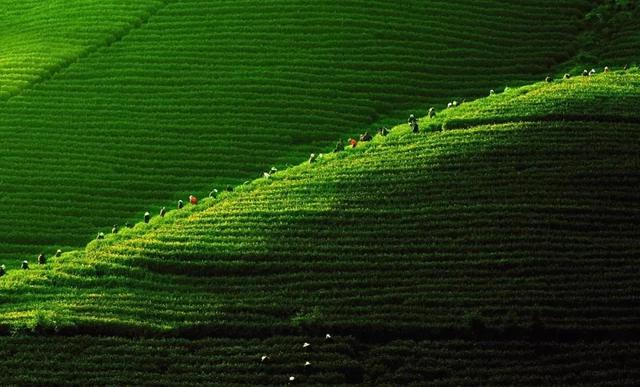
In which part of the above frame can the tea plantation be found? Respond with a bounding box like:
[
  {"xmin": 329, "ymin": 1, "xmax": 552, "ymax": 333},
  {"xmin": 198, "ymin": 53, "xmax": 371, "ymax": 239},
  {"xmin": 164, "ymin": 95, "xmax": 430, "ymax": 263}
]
[
  {"xmin": 0, "ymin": 69, "xmax": 638, "ymax": 384},
  {"xmin": 0, "ymin": 0, "xmax": 597, "ymax": 265}
]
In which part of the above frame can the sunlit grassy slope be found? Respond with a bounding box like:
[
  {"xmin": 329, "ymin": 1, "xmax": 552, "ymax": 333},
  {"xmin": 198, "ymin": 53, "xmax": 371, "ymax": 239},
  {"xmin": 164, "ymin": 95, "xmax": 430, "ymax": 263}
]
[
  {"xmin": 0, "ymin": 70, "xmax": 638, "ymax": 385},
  {"xmin": 0, "ymin": 0, "xmax": 595, "ymax": 264},
  {"xmin": 2, "ymin": 69, "xmax": 638, "ymax": 330}
]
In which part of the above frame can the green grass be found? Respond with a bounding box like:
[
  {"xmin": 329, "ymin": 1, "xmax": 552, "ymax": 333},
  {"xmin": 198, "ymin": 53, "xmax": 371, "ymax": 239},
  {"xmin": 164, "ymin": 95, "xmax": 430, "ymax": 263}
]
[
  {"xmin": 1, "ymin": 71, "xmax": 638, "ymax": 333},
  {"xmin": 0, "ymin": 70, "xmax": 638, "ymax": 384},
  {"xmin": 0, "ymin": 0, "xmax": 597, "ymax": 265},
  {"xmin": 1, "ymin": 2, "xmax": 640, "ymax": 384},
  {"xmin": 0, "ymin": 0, "xmax": 166, "ymax": 97}
]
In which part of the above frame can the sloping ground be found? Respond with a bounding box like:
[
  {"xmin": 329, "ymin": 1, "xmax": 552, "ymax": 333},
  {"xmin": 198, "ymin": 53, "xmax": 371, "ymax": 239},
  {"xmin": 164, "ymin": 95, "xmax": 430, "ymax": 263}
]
[
  {"xmin": 0, "ymin": 336, "xmax": 638, "ymax": 385},
  {"xmin": 0, "ymin": 0, "xmax": 594, "ymax": 264},
  {"xmin": 0, "ymin": 70, "xmax": 638, "ymax": 385},
  {"xmin": 423, "ymin": 67, "xmax": 640, "ymax": 131},
  {"xmin": 1, "ymin": 70, "xmax": 639, "ymax": 330},
  {"xmin": 580, "ymin": 0, "xmax": 640, "ymax": 66},
  {"xmin": 0, "ymin": 0, "xmax": 166, "ymax": 97}
]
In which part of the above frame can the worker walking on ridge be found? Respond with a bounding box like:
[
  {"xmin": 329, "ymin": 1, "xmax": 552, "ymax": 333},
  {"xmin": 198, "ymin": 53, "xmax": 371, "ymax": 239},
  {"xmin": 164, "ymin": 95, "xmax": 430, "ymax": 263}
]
[
  {"xmin": 112, "ymin": 224, "xmax": 119, "ymax": 234},
  {"xmin": 21, "ymin": 260, "xmax": 29, "ymax": 270},
  {"xmin": 38, "ymin": 254, "xmax": 45, "ymax": 265},
  {"xmin": 189, "ymin": 195, "xmax": 198, "ymax": 205},
  {"xmin": 160, "ymin": 207, "xmax": 167, "ymax": 217},
  {"xmin": 360, "ymin": 131, "xmax": 372, "ymax": 142},
  {"xmin": 308, "ymin": 153, "xmax": 318, "ymax": 164},
  {"xmin": 144, "ymin": 211, "xmax": 151, "ymax": 224},
  {"xmin": 408, "ymin": 114, "xmax": 419, "ymax": 134},
  {"xmin": 378, "ymin": 127, "xmax": 389, "ymax": 136},
  {"xmin": 0, "ymin": 264, "xmax": 5, "ymax": 277},
  {"xmin": 178, "ymin": 199, "xmax": 184, "ymax": 209},
  {"xmin": 349, "ymin": 138, "xmax": 358, "ymax": 148},
  {"xmin": 428, "ymin": 107, "xmax": 436, "ymax": 119},
  {"xmin": 55, "ymin": 249, "xmax": 62, "ymax": 258},
  {"xmin": 209, "ymin": 189, "xmax": 219, "ymax": 198},
  {"xmin": 97, "ymin": 232, "xmax": 105, "ymax": 240},
  {"xmin": 333, "ymin": 139, "xmax": 344, "ymax": 153}
]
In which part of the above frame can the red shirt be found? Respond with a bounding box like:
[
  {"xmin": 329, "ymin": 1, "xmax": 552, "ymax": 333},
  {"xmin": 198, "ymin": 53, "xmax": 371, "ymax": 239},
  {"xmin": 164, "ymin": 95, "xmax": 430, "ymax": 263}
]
[
  {"xmin": 349, "ymin": 138, "xmax": 357, "ymax": 148},
  {"xmin": 189, "ymin": 195, "xmax": 198, "ymax": 205}
]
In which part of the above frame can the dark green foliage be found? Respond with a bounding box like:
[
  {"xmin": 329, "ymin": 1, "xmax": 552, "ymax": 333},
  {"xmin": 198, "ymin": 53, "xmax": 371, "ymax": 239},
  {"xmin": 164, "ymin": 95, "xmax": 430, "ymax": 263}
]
[
  {"xmin": 0, "ymin": 0, "xmax": 599, "ymax": 265},
  {"xmin": 0, "ymin": 336, "xmax": 638, "ymax": 385}
]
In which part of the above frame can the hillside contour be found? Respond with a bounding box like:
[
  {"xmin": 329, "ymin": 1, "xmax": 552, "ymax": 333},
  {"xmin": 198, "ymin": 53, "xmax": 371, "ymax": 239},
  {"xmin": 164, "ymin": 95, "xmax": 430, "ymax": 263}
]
[
  {"xmin": 0, "ymin": 0, "xmax": 166, "ymax": 97},
  {"xmin": 0, "ymin": 70, "xmax": 638, "ymax": 385},
  {"xmin": 0, "ymin": 0, "xmax": 598, "ymax": 264}
]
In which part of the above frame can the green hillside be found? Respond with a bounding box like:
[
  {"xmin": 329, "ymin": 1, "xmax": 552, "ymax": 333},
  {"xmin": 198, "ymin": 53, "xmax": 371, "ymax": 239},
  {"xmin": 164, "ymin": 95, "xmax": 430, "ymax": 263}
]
[
  {"xmin": 0, "ymin": 0, "xmax": 596, "ymax": 264},
  {"xmin": 0, "ymin": 0, "xmax": 165, "ymax": 97},
  {"xmin": 579, "ymin": 0, "xmax": 640, "ymax": 65},
  {"xmin": 0, "ymin": 70, "xmax": 638, "ymax": 384}
]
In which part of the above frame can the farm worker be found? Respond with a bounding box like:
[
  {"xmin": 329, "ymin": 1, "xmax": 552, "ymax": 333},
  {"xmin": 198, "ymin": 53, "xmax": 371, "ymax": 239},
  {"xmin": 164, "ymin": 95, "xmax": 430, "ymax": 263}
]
[
  {"xmin": 333, "ymin": 139, "xmax": 344, "ymax": 153},
  {"xmin": 112, "ymin": 224, "xmax": 119, "ymax": 234},
  {"xmin": 144, "ymin": 212, "xmax": 151, "ymax": 224},
  {"xmin": 0, "ymin": 264, "xmax": 5, "ymax": 277},
  {"xmin": 209, "ymin": 189, "xmax": 219, "ymax": 198},
  {"xmin": 360, "ymin": 132, "xmax": 372, "ymax": 142},
  {"xmin": 160, "ymin": 207, "xmax": 167, "ymax": 217},
  {"xmin": 604, "ymin": 66, "xmax": 610, "ymax": 73},
  {"xmin": 545, "ymin": 76, "xmax": 552, "ymax": 83},
  {"xmin": 55, "ymin": 249, "xmax": 62, "ymax": 257},
  {"xmin": 582, "ymin": 69, "xmax": 588, "ymax": 77},
  {"xmin": 178, "ymin": 199, "xmax": 184, "ymax": 209},
  {"xmin": 428, "ymin": 107, "xmax": 436, "ymax": 119},
  {"xmin": 189, "ymin": 195, "xmax": 198, "ymax": 205},
  {"xmin": 97, "ymin": 232, "xmax": 105, "ymax": 240},
  {"xmin": 349, "ymin": 138, "xmax": 357, "ymax": 148},
  {"xmin": 308, "ymin": 153, "xmax": 317, "ymax": 164},
  {"xmin": 38, "ymin": 254, "xmax": 46, "ymax": 265},
  {"xmin": 21, "ymin": 260, "xmax": 29, "ymax": 270},
  {"xmin": 408, "ymin": 114, "xmax": 419, "ymax": 133},
  {"xmin": 378, "ymin": 127, "xmax": 389, "ymax": 136}
]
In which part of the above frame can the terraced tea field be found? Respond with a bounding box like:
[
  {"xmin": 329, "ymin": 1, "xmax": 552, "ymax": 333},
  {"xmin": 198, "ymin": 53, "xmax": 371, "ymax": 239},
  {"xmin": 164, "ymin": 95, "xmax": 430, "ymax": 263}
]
[
  {"xmin": 580, "ymin": 0, "xmax": 640, "ymax": 66},
  {"xmin": 0, "ymin": 0, "xmax": 165, "ymax": 97},
  {"xmin": 1, "ymin": 336, "xmax": 638, "ymax": 385},
  {"xmin": 0, "ymin": 70, "xmax": 639, "ymax": 384},
  {"xmin": 0, "ymin": 0, "xmax": 595, "ymax": 265},
  {"xmin": 1, "ymin": 1, "xmax": 640, "ymax": 385}
]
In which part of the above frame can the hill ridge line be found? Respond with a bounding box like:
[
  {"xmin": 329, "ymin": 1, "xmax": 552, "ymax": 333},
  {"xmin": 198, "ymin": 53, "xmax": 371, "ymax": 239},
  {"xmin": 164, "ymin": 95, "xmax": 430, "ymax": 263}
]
[
  {"xmin": 1, "ymin": 0, "xmax": 173, "ymax": 102},
  {"xmin": 49, "ymin": 74, "xmax": 638, "ymax": 265}
]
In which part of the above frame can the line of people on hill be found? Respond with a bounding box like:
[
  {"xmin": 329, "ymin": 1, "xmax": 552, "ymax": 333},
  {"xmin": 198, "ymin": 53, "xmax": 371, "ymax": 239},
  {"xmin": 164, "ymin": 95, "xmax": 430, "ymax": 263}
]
[
  {"xmin": 3, "ymin": 64, "xmax": 630, "ymax": 278},
  {"xmin": 0, "ymin": 189, "xmax": 224, "ymax": 277}
]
